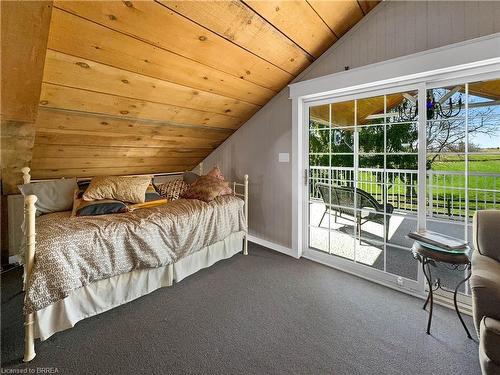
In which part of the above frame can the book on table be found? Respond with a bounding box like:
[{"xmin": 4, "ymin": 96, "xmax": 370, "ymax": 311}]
[{"xmin": 408, "ymin": 230, "xmax": 469, "ymax": 252}]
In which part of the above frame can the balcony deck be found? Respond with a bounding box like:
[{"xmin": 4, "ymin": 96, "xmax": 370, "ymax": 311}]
[{"xmin": 308, "ymin": 201, "xmax": 471, "ymax": 293}]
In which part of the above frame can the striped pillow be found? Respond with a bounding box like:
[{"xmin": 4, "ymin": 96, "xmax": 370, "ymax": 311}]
[{"xmin": 156, "ymin": 179, "xmax": 189, "ymax": 200}]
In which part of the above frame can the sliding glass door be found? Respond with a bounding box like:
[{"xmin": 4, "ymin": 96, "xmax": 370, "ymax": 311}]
[
  {"xmin": 425, "ymin": 78, "xmax": 500, "ymax": 298},
  {"xmin": 308, "ymin": 87, "xmax": 421, "ymax": 290},
  {"xmin": 306, "ymin": 77, "xmax": 499, "ymax": 295}
]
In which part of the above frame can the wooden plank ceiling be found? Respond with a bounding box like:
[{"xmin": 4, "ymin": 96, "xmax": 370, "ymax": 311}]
[
  {"xmin": 1, "ymin": 1, "xmax": 53, "ymax": 193},
  {"xmin": 2, "ymin": 0, "xmax": 380, "ymax": 190}
]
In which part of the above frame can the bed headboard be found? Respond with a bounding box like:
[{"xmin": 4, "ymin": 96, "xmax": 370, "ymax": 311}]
[{"xmin": 20, "ymin": 163, "xmax": 204, "ymax": 185}]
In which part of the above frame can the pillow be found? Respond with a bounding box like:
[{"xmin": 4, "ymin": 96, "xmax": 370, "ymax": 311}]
[
  {"xmin": 206, "ymin": 166, "xmax": 232, "ymax": 196},
  {"xmin": 206, "ymin": 166, "xmax": 224, "ymax": 180},
  {"xmin": 77, "ymin": 180, "xmax": 160, "ymax": 202},
  {"xmin": 156, "ymin": 179, "xmax": 189, "ymax": 200},
  {"xmin": 71, "ymin": 190, "xmax": 129, "ymax": 217},
  {"xmin": 83, "ymin": 175, "xmax": 151, "ymax": 204},
  {"xmin": 181, "ymin": 175, "xmax": 229, "ymax": 203},
  {"xmin": 19, "ymin": 178, "xmax": 77, "ymax": 215},
  {"xmin": 145, "ymin": 183, "xmax": 162, "ymax": 202},
  {"xmin": 183, "ymin": 171, "xmax": 200, "ymax": 185}
]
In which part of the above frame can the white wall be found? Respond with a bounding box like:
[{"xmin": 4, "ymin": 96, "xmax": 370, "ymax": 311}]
[{"xmin": 203, "ymin": 1, "xmax": 500, "ymax": 249}]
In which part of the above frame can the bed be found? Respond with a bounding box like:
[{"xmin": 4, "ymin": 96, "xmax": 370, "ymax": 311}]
[{"xmin": 19, "ymin": 165, "xmax": 249, "ymax": 362}]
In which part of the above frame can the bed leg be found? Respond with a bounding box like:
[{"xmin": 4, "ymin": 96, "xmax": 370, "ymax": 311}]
[
  {"xmin": 244, "ymin": 236, "xmax": 248, "ymax": 256},
  {"xmin": 23, "ymin": 194, "xmax": 37, "ymax": 362},
  {"xmin": 24, "ymin": 313, "xmax": 36, "ymax": 362},
  {"xmin": 244, "ymin": 174, "xmax": 249, "ymax": 255},
  {"xmin": 168, "ymin": 263, "xmax": 174, "ymax": 285}
]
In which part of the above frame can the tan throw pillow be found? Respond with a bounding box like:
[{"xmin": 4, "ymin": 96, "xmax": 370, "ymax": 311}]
[
  {"xmin": 206, "ymin": 166, "xmax": 232, "ymax": 196},
  {"xmin": 181, "ymin": 175, "xmax": 229, "ymax": 203},
  {"xmin": 156, "ymin": 178, "xmax": 189, "ymax": 200},
  {"xmin": 83, "ymin": 175, "xmax": 151, "ymax": 204}
]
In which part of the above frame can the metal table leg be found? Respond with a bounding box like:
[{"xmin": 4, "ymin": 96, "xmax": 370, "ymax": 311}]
[
  {"xmin": 421, "ymin": 257, "xmax": 434, "ymax": 335},
  {"xmin": 454, "ymin": 263, "xmax": 473, "ymax": 339}
]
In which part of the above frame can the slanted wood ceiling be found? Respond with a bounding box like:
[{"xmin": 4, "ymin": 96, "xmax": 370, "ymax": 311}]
[{"xmin": 1, "ymin": 0, "xmax": 380, "ymax": 192}]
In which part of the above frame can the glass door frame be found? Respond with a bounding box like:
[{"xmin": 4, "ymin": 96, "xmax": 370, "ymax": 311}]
[
  {"xmin": 301, "ymin": 69, "xmax": 499, "ymax": 298},
  {"xmin": 302, "ymin": 82, "xmax": 426, "ymax": 294},
  {"xmin": 290, "ymin": 35, "xmax": 500, "ymax": 306}
]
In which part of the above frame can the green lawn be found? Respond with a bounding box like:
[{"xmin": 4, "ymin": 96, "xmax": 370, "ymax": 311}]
[{"xmin": 311, "ymin": 153, "xmax": 499, "ymax": 217}]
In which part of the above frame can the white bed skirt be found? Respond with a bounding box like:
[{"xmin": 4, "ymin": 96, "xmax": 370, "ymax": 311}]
[
  {"xmin": 34, "ymin": 231, "xmax": 245, "ymax": 341},
  {"xmin": 173, "ymin": 230, "xmax": 245, "ymax": 282}
]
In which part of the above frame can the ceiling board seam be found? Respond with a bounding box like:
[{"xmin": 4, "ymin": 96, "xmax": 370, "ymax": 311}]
[
  {"xmin": 357, "ymin": 0, "xmax": 367, "ymax": 16},
  {"xmin": 290, "ymin": 0, "xmax": 384, "ymax": 84},
  {"xmin": 35, "ymin": 127, "xmax": 228, "ymax": 143},
  {"xmin": 41, "ymin": 81, "xmax": 246, "ymax": 121},
  {"xmin": 239, "ymin": 0, "xmax": 319, "ymax": 60},
  {"xmin": 34, "ymin": 150, "xmax": 211, "ymax": 156},
  {"xmin": 304, "ymin": 0, "xmax": 340, "ymax": 39},
  {"xmin": 153, "ymin": 0, "xmax": 307, "ymax": 76},
  {"xmin": 45, "ymin": 48, "xmax": 265, "ymax": 109},
  {"xmin": 33, "ymin": 142, "xmax": 214, "ymax": 151},
  {"xmin": 53, "ymin": 6, "xmax": 281, "ymax": 93},
  {"xmin": 34, "ymin": 134, "xmax": 221, "ymax": 150},
  {"xmin": 37, "ymin": 106, "xmax": 238, "ymax": 133}
]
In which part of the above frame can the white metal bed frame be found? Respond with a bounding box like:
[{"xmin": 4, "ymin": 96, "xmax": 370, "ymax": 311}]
[{"xmin": 20, "ymin": 163, "xmax": 248, "ymax": 362}]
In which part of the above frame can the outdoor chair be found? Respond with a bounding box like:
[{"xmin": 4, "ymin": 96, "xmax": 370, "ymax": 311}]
[{"xmin": 316, "ymin": 183, "xmax": 394, "ymax": 241}]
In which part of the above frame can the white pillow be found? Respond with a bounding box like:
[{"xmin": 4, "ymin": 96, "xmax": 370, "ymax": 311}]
[{"xmin": 19, "ymin": 178, "xmax": 77, "ymax": 215}]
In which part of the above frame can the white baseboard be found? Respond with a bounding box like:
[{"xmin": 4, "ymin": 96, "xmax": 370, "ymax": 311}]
[{"xmin": 247, "ymin": 235, "xmax": 299, "ymax": 259}]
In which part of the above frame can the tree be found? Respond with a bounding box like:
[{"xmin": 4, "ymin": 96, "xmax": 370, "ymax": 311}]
[
  {"xmin": 310, "ymin": 90, "xmax": 498, "ymax": 171},
  {"xmin": 308, "ymin": 89, "xmax": 498, "ymax": 199}
]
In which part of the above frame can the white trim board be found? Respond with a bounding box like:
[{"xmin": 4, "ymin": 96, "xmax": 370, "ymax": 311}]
[
  {"xmin": 247, "ymin": 235, "xmax": 298, "ymax": 259},
  {"xmin": 289, "ymin": 33, "xmax": 500, "ymax": 100}
]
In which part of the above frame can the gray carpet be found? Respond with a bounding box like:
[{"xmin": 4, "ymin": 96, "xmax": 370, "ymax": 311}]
[{"xmin": 1, "ymin": 244, "xmax": 480, "ymax": 374}]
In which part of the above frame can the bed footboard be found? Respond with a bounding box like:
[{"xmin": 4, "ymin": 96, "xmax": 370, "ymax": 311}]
[
  {"xmin": 21, "ymin": 168, "xmax": 37, "ymax": 362},
  {"xmin": 231, "ymin": 174, "xmax": 249, "ymax": 255}
]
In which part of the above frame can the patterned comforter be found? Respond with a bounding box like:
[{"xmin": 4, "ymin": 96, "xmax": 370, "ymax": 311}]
[{"xmin": 25, "ymin": 195, "xmax": 246, "ymax": 314}]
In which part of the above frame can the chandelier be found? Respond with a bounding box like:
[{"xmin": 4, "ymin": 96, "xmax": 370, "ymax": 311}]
[
  {"xmin": 427, "ymin": 89, "xmax": 463, "ymax": 119},
  {"xmin": 394, "ymin": 87, "xmax": 463, "ymax": 122}
]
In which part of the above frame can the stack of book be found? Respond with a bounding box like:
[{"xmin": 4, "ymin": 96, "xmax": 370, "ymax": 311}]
[{"xmin": 408, "ymin": 230, "xmax": 469, "ymax": 254}]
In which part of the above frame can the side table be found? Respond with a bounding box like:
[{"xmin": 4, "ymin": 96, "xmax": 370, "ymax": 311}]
[{"xmin": 412, "ymin": 242, "xmax": 473, "ymax": 339}]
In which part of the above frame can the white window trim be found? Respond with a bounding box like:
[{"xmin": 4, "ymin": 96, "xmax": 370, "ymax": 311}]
[{"xmin": 290, "ymin": 33, "xmax": 500, "ymax": 259}]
